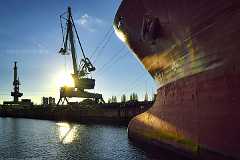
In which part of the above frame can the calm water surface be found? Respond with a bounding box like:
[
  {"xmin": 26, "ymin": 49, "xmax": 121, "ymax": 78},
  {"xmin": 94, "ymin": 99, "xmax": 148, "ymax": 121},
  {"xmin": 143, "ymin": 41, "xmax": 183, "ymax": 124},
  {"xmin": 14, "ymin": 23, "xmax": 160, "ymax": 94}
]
[{"xmin": 0, "ymin": 117, "xmax": 187, "ymax": 160}]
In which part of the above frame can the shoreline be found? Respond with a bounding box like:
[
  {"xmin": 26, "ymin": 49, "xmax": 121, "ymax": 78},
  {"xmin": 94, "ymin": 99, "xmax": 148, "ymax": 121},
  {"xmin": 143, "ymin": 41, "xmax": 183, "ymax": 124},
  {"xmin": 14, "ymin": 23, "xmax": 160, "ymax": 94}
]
[{"xmin": 0, "ymin": 101, "xmax": 152, "ymax": 125}]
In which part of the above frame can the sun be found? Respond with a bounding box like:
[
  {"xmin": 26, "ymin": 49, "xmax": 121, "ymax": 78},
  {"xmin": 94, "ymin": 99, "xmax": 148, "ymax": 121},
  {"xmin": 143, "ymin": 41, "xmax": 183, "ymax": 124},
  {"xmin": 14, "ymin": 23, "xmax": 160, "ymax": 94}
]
[{"xmin": 56, "ymin": 70, "xmax": 75, "ymax": 87}]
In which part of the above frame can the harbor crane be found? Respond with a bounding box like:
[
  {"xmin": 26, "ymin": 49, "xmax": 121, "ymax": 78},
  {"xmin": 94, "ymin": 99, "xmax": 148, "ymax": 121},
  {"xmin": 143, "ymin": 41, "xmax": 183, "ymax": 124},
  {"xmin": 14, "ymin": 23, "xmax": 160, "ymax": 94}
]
[
  {"xmin": 11, "ymin": 61, "xmax": 23, "ymax": 103},
  {"xmin": 57, "ymin": 7, "xmax": 104, "ymax": 105}
]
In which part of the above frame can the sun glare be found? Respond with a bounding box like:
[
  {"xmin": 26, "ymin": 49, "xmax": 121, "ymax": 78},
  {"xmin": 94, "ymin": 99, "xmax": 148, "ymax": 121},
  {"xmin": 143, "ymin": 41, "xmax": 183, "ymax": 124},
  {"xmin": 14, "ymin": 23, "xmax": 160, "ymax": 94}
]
[
  {"xmin": 56, "ymin": 70, "xmax": 75, "ymax": 87},
  {"xmin": 57, "ymin": 122, "xmax": 77, "ymax": 144}
]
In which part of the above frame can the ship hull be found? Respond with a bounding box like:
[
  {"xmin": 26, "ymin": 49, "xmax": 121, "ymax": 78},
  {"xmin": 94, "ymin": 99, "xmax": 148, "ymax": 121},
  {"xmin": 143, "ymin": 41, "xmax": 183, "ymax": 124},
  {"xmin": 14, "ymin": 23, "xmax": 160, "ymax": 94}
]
[
  {"xmin": 128, "ymin": 64, "xmax": 240, "ymax": 159},
  {"xmin": 114, "ymin": 0, "xmax": 240, "ymax": 159}
]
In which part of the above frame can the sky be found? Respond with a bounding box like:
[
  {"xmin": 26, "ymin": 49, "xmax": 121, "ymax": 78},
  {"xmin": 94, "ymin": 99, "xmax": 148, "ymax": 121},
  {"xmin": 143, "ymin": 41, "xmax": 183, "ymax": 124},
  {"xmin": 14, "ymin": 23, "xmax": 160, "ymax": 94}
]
[{"xmin": 0, "ymin": 0, "xmax": 156, "ymax": 104}]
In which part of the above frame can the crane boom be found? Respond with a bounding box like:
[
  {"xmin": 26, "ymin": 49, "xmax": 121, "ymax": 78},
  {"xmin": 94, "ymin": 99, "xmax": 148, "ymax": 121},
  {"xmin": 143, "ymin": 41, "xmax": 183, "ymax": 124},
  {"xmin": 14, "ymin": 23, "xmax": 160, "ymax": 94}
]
[
  {"xmin": 61, "ymin": 7, "xmax": 78, "ymax": 75},
  {"xmin": 67, "ymin": 8, "xmax": 78, "ymax": 75}
]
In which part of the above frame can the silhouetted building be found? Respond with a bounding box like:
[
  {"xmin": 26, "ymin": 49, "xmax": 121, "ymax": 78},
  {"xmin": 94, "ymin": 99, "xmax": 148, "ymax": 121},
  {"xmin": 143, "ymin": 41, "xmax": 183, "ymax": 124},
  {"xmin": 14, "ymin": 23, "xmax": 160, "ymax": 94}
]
[
  {"xmin": 42, "ymin": 97, "xmax": 56, "ymax": 106},
  {"xmin": 49, "ymin": 97, "xmax": 55, "ymax": 105},
  {"xmin": 21, "ymin": 99, "xmax": 33, "ymax": 106},
  {"xmin": 42, "ymin": 97, "xmax": 49, "ymax": 106}
]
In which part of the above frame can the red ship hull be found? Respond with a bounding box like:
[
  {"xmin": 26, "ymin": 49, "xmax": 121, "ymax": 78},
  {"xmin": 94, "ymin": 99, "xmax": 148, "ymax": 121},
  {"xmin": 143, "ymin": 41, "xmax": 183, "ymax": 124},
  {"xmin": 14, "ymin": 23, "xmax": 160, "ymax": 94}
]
[{"xmin": 114, "ymin": 0, "xmax": 240, "ymax": 159}]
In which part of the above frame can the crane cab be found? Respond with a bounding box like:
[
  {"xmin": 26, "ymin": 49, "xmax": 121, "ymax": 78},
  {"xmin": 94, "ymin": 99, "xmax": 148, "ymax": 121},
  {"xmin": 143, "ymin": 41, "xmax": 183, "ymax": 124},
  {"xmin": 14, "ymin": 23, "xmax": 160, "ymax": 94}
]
[{"xmin": 76, "ymin": 78, "xmax": 95, "ymax": 89}]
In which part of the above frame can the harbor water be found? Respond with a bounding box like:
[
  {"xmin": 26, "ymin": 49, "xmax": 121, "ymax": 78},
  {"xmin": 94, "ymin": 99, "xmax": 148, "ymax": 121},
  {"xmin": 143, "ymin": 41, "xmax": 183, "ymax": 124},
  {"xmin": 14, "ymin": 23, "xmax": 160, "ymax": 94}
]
[{"xmin": 0, "ymin": 117, "xmax": 187, "ymax": 159}]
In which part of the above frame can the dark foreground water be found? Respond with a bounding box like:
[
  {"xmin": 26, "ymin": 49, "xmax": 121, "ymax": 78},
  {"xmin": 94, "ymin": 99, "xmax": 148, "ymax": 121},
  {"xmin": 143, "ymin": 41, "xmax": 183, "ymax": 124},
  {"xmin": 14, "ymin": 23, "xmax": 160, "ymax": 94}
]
[{"xmin": 0, "ymin": 117, "xmax": 187, "ymax": 160}]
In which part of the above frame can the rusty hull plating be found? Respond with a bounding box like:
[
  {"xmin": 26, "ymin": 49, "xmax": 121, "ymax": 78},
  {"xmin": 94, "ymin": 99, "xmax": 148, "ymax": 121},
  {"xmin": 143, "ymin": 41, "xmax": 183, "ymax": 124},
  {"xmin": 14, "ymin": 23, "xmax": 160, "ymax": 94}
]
[{"xmin": 114, "ymin": 0, "xmax": 240, "ymax": 159}]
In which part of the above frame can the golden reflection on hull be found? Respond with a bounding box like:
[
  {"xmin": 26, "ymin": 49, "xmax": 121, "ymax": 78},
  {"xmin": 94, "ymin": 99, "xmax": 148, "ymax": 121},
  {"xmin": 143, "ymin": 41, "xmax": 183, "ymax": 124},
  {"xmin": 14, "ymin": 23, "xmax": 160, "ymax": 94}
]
[
  {"xmin": 114, "ymin": 19, "xmax": 222, "ymax": 87},
  {"xmin": 130, "ymin": 111, "xmax": 198, "ymax": 152},
  {"xmin": 141, "ymin": 39, "xmax": 222, "ymax": 87}
]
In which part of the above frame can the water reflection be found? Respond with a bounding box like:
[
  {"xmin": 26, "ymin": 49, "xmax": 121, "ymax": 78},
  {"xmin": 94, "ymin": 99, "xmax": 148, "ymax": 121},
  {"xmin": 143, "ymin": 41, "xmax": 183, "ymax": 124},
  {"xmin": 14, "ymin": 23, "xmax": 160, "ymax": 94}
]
[
  {"xmin": 57, "ymin": 122, "xmax": 77, "ymax": 144},
  {"xmin": 0, "ymin": 118, "xmax": 187, "ymax": 159}
]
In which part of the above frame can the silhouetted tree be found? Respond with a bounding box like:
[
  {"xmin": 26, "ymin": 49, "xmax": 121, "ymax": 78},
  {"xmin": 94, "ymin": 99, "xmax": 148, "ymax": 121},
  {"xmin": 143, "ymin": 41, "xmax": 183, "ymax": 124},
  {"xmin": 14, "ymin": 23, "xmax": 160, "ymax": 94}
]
[
  {"xmin": 121, "ymin": 94, "xmax": 126, "ymax": 102},
  {"xmin": 144, "ymin": 92, "xmax": 148, "ymax": 101},
  {"xmin": 129, "ymin": 94, "xmax": 132, "ymax": 101},
  {"xmin": 108, "ymin": 98, "xmax": 111, "ymax": 103},
  {"xmin": 134, "ymin": 93, "xmax": 138, "ymax": 101},
  {"xmin": 111, "ymin": 96, "xmax": 117, "ymax": 103},
  {"xmin": 129, "ymin": 93, "xmax": 138, "ymax": 101}
]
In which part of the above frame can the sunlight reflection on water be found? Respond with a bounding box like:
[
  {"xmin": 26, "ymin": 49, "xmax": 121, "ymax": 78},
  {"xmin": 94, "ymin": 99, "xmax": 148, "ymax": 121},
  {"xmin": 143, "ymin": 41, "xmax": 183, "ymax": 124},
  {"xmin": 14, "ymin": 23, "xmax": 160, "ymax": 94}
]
[{"xmin": 57, "ymin": 122, "xmax": 77, "ymax": 144}]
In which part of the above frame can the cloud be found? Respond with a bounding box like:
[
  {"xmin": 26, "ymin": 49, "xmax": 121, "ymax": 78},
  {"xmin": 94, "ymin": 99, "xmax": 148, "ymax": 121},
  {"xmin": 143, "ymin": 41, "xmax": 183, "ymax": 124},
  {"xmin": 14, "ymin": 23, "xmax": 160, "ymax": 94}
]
[{"xmin": 76, "ymin": 14, "xmax": 104, "ymax": 32}]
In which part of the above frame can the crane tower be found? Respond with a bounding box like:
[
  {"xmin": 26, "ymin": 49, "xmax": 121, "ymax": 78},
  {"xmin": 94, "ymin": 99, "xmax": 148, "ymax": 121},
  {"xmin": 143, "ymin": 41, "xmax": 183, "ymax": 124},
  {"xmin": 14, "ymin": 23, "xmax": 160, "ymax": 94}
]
[{"xmin": 11, "ymin": 61, "xmax": 23, "ymax": 103}]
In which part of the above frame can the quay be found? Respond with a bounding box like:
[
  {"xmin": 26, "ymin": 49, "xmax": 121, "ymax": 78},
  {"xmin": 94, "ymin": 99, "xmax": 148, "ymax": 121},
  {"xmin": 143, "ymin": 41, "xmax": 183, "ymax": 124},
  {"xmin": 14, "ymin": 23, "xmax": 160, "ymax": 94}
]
[{"xmin": 0, "ymin": 101, "xmax": 153, "ymax": 124}]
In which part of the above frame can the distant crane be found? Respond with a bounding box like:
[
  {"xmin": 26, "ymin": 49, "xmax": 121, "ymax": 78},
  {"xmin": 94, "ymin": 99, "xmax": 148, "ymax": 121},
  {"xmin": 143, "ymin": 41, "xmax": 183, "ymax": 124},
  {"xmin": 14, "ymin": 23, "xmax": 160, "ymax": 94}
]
[
  {"xmin": 57, "ymin": 7, "xmax": 105, "ymax": 105},
  {"xmin": 11, "ymin": 61, "xmax": 23, "ymax": 103}
]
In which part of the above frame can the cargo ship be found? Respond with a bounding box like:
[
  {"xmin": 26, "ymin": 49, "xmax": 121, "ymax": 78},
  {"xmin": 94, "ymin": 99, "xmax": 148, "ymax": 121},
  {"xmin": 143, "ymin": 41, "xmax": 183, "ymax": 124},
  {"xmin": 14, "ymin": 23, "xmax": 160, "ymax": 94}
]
[{"xmin": 114, "ymin": 0, "xmax": 240, "ymax": 159}]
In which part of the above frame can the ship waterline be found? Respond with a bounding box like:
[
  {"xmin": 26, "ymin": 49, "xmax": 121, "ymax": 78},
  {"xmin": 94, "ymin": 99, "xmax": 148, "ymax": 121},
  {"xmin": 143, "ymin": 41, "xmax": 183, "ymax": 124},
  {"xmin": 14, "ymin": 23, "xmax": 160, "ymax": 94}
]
[{"xmin": 114, "ymin": 0, "xmax": 240, "ymax": 159}]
